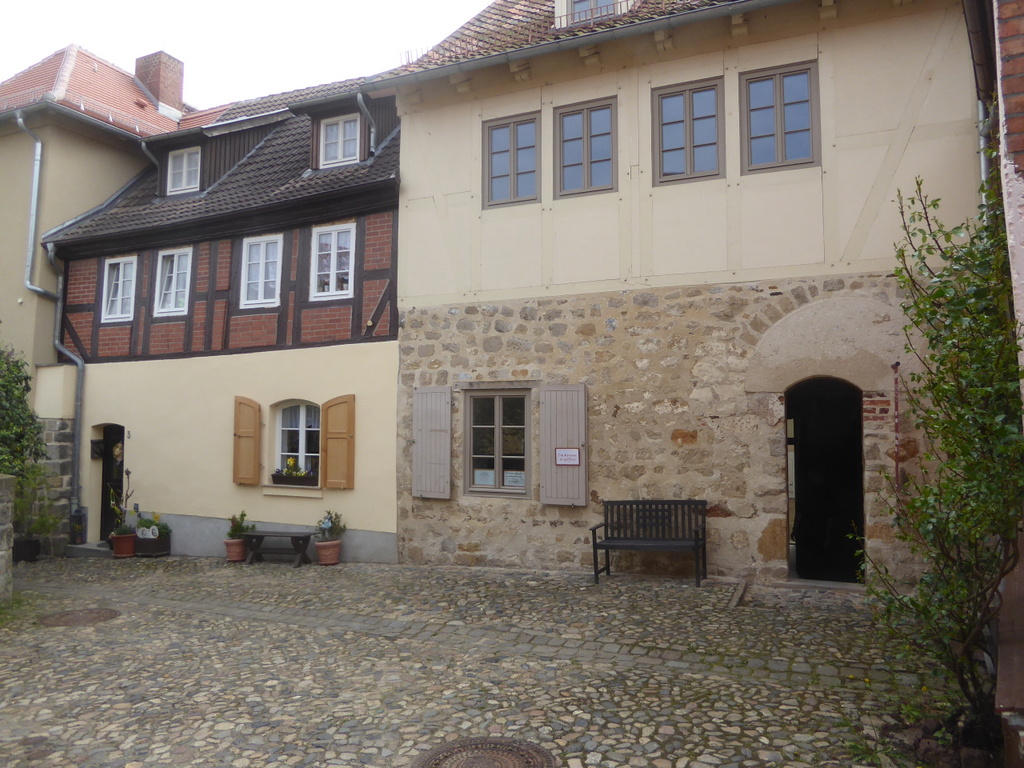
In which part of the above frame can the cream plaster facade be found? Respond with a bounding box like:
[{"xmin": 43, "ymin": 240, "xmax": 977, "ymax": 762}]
[
  {"xmin": 387, "ymin": 0, "xmax": 980, "ymax": 579},
  {"xmin": 75, "ymin": 342, "xmax": 399, "ymax": 559},
  {"xmin": 0, "ymin": 111, "xmax": 146, "ymax": 379}
]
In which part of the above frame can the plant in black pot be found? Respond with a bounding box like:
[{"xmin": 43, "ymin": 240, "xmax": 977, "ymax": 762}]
[
  {"xmin": 135, "ymin": 513, "xmax": 171, "ymax": 557},
  {"xmin": 12, "ymin": 462, "xmax": 52, "ymax": 563}
]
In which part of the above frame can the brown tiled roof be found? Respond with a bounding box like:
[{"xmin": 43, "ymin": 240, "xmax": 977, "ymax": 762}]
[
  {"xmin": 379, "ymin": 0, "xmax": 743, "ymax": 77},
  {"xmin": 47, "ymin": 115, "xmax": 399, "ymax": 246},
  {"xmin": 0, "ymin": 45, "xmax": 183, "ymax": 136},
  {"xmin": 216, "ymin": 79, "xmax": 364, "ymax": 122}
]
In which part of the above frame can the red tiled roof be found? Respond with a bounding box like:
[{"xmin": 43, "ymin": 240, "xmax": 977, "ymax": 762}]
[
  {"xmin": 377, "ymin": 0, "xmax": 744, "ymax": 77},
  {"xmin": 0, "ymin": 45, "xmax": 183, "ymax": 136}
]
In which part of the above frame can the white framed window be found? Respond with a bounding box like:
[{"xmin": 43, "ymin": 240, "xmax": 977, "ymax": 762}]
[
  {"xmin": 466, "ymin": 391, "xmax": 529, "ymax": 496},
  {"xmin": 167, "ymin": 147, "xmax": 201, "ymax": 194},
  {"xmin": 101, "ymin": 256, "xmax": 137, "ymax": 322},
  {"xmin": 278, "ymin": 401, "xmax": 321, "ymax": 480},
  {"xmin": 320, "ymin": 115, "xmax": 360, "ymax": 168},
  {"xmin": 241, "ymin": 235, "xmax": 282, "ymax": 308},
  {"xmin": 154, "ymin": 248, "xmax": 192, "ymax": 316},
  {"xmin": 310, "ymin": 224, "xmax": 355, "ymax": 300}
]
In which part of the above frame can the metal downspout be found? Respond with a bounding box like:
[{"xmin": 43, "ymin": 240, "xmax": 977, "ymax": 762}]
[
  {"xmin": 356, "ymin": 92, "xmax": 378, "ymax": 156},
  {"xmin": 15, "ymin": 111, "xmax": 58, "ymax": 301},
  {"xmin": 47, "ymin": 243, "xmax": 85, "ymax": 518},
  {"xmin": 15, "ymin": 113, "xmax": 85, "ymax": 520}
]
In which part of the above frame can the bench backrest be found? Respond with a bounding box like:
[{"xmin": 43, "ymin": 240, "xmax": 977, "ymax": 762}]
[{"xmin": 602, "ymin": 499, "xmax": 707, "ymax": 541}]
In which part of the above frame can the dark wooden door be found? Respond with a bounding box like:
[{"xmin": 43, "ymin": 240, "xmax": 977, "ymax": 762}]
[
  {"xmin": 99, "ymin": 425, "xmax": 125, "ymax": 541},
  {"xmin": 786, "ymin": 378, "xmax": 864, "ymax": 582}
]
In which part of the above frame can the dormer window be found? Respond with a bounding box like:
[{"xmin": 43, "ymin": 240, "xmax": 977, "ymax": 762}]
[
  {"xmin": 320, "ymin": 115, "xmax": 360, "ymax": 168},
  {"xmin": 555, "ymin": 0, "xmax": 634, "ymax": 27},
  {"xmin": 167, "ymin": 147, "xmax": 201, "ymax": 194}
]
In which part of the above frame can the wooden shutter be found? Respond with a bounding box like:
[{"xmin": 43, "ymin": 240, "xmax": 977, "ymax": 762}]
[
  {"xmin": 412, "ymin": 386, "xmax": 451, "ymax": 499},
  {"xmin": 539, "ymin": 384, "xmax": 588, "ymax": 506},
  {"xmin": 233, "ymin": 396, "xmax": 261, "ymax": 485},
  {"xmin": 321, "ymin": 395, "xmax": 355, "ymax": 489}
]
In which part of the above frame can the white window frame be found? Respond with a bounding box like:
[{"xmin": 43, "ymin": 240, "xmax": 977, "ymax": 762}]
[
  {"xmin": 310, "ymin": 224, "xmax": 356, "ymax": 300},
  {"xmin": 167, "ymin": 147, "xmax": 201, "ymax": 194},
  {"xmin": 277, "ymin": 401, "xmax": 321, "ymax": 481},
  {"xmin": 240, "ymin": 234, "xmax": 283, "ymax": 308},
  {"xmin": 320, "ymin": 115, "xmax": 360, "ymax": 168},
  {"xmin": 153, "ymin": 248, "xmax": 192, "ymax": 317},
  {"xmin": 101, "ymin": 256, "xmax": 137, "ymax": 322}
]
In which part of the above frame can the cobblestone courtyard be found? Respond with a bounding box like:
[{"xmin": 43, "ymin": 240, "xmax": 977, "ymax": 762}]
[{"xmin": 0, "ymin": 558, "xmax": 935, "ymax": 767}]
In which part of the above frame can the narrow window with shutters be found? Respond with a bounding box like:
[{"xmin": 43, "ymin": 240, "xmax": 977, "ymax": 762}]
[
  {"xmin": 539, "ymin": 384, "xmax": 588, "ymax": 506},
  {"xmin": 233, "ymin": 396, "xmax": 262, "ymax": 485},
  {"xmin": 412, "ymin": 386, "xmax": 452, "ymax": 499},
  {"xmin": 321, "ymin": 395, "xmax": 355, "ymax": 489}
]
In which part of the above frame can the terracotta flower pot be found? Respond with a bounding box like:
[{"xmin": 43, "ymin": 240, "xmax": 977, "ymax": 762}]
[
  {"xmin": 315, "ymin": 539, "xmax": 341, "ymax": 566},
  {"xmin": 224, "ymin": 538, "xmax": 247, "ymax": 563},
  {"xmin": 110, "ymin": 533, "xmax": 136, "ymax": 558}
]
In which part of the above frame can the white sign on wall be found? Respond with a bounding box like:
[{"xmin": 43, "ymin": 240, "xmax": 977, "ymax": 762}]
[{"xmin": 554, "ymin": 448, "xmax": 580, "ymax": 466}]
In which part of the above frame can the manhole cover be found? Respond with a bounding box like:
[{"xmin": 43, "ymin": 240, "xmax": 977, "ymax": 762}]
[
  {"xmin": 38, "ymin": 608, "xmax": 120, "ymax": 627},
  {"xmin": 412, "ymin": 737, "xmax": 557, "ymax": 768}
]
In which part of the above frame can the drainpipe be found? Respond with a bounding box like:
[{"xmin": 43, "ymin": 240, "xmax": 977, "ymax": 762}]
[
  {"xmin": 356, "ymin": 92, "xmax": 378, "ymax": 156},
  {"xmin": 979, "ymin": 100, "xmax": 995, "ymax": 181},
  {"xmin": 15, "ymin": 111, "xmax": 58, "ymax": 301},
  {"xmin": 46, "ymin": 242, "xmax": 85, "ymax": 521},
  {"xmin": 139, "ymin": 139, "xmax": 159, "ymax": 167}
]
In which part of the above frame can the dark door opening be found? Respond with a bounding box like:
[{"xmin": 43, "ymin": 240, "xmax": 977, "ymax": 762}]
[
  {"xmin": 99, "ymin": 425, "xmax": 125, "ymax": 542},
  {"xmin": 786, "ymin": 377, "xmax": 864, "ymax": 582}
]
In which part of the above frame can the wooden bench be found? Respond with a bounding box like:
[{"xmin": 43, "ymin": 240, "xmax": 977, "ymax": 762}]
[
  {"xmin": 591, "ymin": 499, "xmax": 708, "ymax": 586},
  {"xmin": 243, "ymin": 530, "xmax": 313, "ymax": 568}
]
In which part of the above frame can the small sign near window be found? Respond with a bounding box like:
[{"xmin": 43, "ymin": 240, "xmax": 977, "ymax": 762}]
[
  {"xmin": 504, "ymin": 471, "xmax": 526, "ymax": 488},
  {"xmin": 474, "ymin": 469, "xmax": 495, "ymax": 486},
  {"xmin": 555, "ymin": 448, "xmax": 580, "ymax": 466}
]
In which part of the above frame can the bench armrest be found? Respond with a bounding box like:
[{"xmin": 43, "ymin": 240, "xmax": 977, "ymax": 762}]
[{"xmin": 590, "ymin": 522, "xmax": 607, "ymax": 533}]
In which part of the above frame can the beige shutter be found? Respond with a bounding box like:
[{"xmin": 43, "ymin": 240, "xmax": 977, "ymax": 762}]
[
  {"xmin": 539, "ymin": 384, "xmax": 588, "ymax": 506},
  {"xmin": 412, "ymin": 386, "xmax": 451, "ymax": 499},
  {"xmin": 322, "ymin": 395, "xmax": 355, "ymax": 489},
  {"xmin": 233, "ymin": 396, "xmax": 261, "ymax": 485}
]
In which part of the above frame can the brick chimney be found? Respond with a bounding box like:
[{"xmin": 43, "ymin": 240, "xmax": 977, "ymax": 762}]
[{"xmin": 135, "ymin": 51, "xmax": 184, "ymax": 115}]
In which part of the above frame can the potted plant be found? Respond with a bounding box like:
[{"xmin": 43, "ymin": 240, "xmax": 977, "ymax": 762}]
[
  {"xmin": 11, "ymin": 462, "xmax": 50, "ymax": 563},
  {"xmin": 109, "ymin": 469, "xmax": 136, "ymax": 558},
  {"xmin": 135, "ymin": 513, "xmax": 171, "ymax": 557},
  {"xmin": 31, "ymin": 510, "xmax": 65, "ymax": 558},
  {"xmin": 314, "ymin": 509, "xmax": 346, "ymax": 566},
  {"xmin": 270, "ymin": 457, "xmax": 318, "ymax": 487},
  {"xmin": 225, "ymin": 511, "xmax": 254, "ymax": 562}
]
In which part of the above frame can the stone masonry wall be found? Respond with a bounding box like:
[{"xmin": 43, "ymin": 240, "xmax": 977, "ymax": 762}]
[
  {"xmin": 397, "ymin": 273, "xmax": 921, "ymax": 582},
  {"xmin": 39, "ymin": 418, "xmax": 73, "ymax": 554},
  {"xmin": 1, "ymin": 475, "xmax": 13, "ymax": 602}
]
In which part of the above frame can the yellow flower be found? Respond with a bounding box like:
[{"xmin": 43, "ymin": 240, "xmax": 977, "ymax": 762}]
[{"xmin": 153, "ymin": 513, "xmax": 161, "ymax": 522}]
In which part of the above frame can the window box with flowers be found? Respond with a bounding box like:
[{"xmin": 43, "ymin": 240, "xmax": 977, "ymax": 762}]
[{"xmin": 271, "ymin": 458, "xmax": 319, "ymax": 486}]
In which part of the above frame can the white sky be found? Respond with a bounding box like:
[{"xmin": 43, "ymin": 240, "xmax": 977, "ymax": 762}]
[{"xmin": 3, "ymin": 0, "xmax": 495, "ymax": 109}]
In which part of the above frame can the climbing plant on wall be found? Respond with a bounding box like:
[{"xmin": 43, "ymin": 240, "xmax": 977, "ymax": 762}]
[
  {"xmin": 0, "ymin": 346, "xmax": 45, "ymax": 478},
  {"xmin": 871, "ymin": 172, "xmax": 1024, "ymax": 750}
]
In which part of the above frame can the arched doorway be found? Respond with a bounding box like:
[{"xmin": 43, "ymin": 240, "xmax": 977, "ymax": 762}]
[{"xmin": 786, "ymin": 377, "xmax": 864, "ymax": 582}]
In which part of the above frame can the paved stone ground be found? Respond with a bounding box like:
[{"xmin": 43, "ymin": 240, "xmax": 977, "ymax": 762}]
[{"xmin": 0, "ymin": 558, "xmax": 940, "ymax": 768}]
